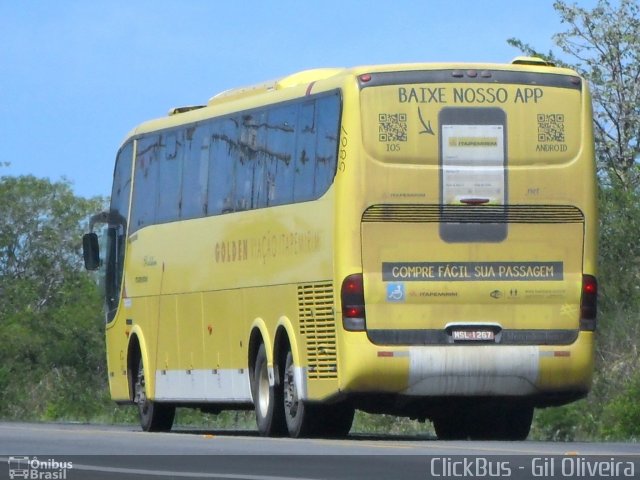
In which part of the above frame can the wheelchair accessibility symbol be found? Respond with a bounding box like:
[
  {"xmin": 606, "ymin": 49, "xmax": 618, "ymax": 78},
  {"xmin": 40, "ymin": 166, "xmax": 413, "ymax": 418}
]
[{"xmin": 386, "ymin": 283, "xmax": 406, "ymax": 302}]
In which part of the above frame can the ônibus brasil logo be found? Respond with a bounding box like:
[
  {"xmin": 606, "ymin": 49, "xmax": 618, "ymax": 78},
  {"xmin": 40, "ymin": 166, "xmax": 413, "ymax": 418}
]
[{"xmin": 7, "ymin": 456, "xmax": 72, "ymax": 479}]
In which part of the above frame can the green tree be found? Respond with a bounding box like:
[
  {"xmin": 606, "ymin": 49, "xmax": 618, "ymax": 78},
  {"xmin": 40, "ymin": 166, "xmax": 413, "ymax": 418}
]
[
  {"xmin": 509, "ymin": 0, "xmax": 640, "ymax": 440},
  {"xmin": 0, "ymin": 176, "xmax": 108, "ymax": 419},
  {"xmin": 509, "ymin": 0, "xmax": 640, "ymax": 191}
]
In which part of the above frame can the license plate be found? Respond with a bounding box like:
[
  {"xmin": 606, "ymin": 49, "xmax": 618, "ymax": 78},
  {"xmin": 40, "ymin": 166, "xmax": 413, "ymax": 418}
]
[{"xmin": 452, "ymin": 329, "xmax": 495, "ymax": 342}]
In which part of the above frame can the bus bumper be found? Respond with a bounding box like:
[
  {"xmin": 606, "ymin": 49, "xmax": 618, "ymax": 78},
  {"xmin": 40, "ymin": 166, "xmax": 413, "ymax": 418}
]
[{"xmin": 338, "ymin": 331, "xmax": 594, "ymax": 399}]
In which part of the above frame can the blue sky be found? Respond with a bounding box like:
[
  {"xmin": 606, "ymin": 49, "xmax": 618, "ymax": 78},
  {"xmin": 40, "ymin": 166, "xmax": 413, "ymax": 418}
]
[{"xmin": 1, "ymin": 1, "xmax": 595, "ymax": 199}]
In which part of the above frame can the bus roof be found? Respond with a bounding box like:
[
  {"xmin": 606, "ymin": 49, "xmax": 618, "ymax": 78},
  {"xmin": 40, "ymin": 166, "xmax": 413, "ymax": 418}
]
[{"xmin": 121, "ymin": 58, "xmax": 579, "ymax": 145}]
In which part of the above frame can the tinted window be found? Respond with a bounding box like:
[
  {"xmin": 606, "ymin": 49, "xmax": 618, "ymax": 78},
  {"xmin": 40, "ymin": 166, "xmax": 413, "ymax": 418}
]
[
  {"xmin": 265, "ymin": 104, "xmax": 296, "ymax": 206},
  {"xmin": 209, "ymin": 117, "xmax": 238, "ymax": 214},
  {"xmin": 156, "ymin": 131, "xmax": 182, "ymax": 223},
  {"xmin": 234, "ymin": 112, "xmax": 265, "ymax": 211},
  {"xmin": 181, "ymin": 125, "xmax": 210, "ymax": 219},
  {"xmin": 131, "ymin": 135, "xmax": 160, "ymax": 230},
  {"xmin": 294, "ymin": 101, "xmax": 317, "ymax": 202},
  {"xmin": 129, "ymin": 90, "xmax": 341, "ymax": 232},
  {"xmin": 249, "ymin": 111, "xmax": 268, "ymax": 209},
  {"xmin": 106, "ymin": 142, "xmax": 133, "ymax": 321},
  {"xmin": 110, "ymin": 142, "xmax": 133, "ymax": 228},
  {"xmin": 315, "ymin": 95, "xmax": 340, "ymax": 196}
]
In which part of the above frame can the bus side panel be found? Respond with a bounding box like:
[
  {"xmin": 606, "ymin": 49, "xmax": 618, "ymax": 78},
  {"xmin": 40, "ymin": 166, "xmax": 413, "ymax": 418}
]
[
  {"xmin": 105, "ymin": 320, "xmax": 129, "ymax": 401},
  {"xmin": 177, "ymin": 293, "xmax": 205, "ymax": 374},
  {"xmin": 105, "ymin": 294, "xmax": 159, "ymax": 402},
  {"xmin": 118, "ymin": 191, "xmax": 336, "ymax": 403}
]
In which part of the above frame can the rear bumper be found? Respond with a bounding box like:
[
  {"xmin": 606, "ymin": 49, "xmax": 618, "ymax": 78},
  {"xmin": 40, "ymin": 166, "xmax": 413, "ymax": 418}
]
[
  {"xmin": 338, "ymin": 330, "xmax": 594, "ymax": 399},
  {"xmin": 405, "ymin": 345, "xmax": 539, "ymax": 396}
]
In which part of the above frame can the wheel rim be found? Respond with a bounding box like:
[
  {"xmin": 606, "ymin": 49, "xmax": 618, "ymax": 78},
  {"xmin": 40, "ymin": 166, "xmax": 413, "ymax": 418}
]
[
  {"xmin": 135, "ymin": 362, "xmax": 149, "ymax": 416},
  {"xmin": 284, "ymin": 356, "xmax": 299, "ymax": 419},
  {"xmin": 257, "ymin": 358, "xmax": 270, "ymax": 419}
]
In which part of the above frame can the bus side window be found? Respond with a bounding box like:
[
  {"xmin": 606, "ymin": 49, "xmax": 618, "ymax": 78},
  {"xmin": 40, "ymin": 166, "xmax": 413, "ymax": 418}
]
[
  {"xmin": 157, "ymin": 132, "xmax": 183, "ymax": 224},
  {"xmin": 246, "ymin": 111, "xmax": 268, "ymax": 210},
  {"xmin": 235, "ymin": 114, "xmax": 253, "ymax": 211},
  {"xmin": 131, "ymin": 135, "xmax": 161, "ymax": 230},
  {"xmin": 265, "ymin": 104, "xmax": 296, "ymax": 206},
  {"xmin": 315, "ymin": 94, "xmax": 340, "ymax": 196},
  {"xmin": 295, "ymin": 101, "xmax": 317, "ymax": 202},
  {"xmin": 181, "ymin": 125, "xmax": 210, "ymax": 219},
  {"xmin": 209, "ymin": 117, "xmax": 237, "ymax": 214}
]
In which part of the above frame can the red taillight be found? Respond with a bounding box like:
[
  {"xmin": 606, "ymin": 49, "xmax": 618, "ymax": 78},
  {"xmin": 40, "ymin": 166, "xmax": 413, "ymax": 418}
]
[
  {"xmin": 345, "ymin": 306, "xmax": 364, "ymax": 318},
  {"xmin": 580, "ymin": 274, "xmax": 598, "ymax": 331},
  {"xmin": 341, "ymin": 273, "xmax": 366, "ymax": 331},
  {"xmin": 583, "ymin": 276, "xmax": 597, "ymax": 295},
  {"xmin": 342, "ymin": 274, "xmax": 362, "ymax": 294}
]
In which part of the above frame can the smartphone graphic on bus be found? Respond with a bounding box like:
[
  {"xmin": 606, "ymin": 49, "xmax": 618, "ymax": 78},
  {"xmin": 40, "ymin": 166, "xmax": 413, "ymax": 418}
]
[{"xmin": 439, "ymin": 107, "xmax": 507, "ymax": 242}]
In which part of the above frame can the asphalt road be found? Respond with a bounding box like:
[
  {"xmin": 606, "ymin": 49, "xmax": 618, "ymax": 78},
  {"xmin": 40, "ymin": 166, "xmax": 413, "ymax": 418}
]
[{"xmin": 0, "ymin": 422, "xmax": 638, "ymax": 479}]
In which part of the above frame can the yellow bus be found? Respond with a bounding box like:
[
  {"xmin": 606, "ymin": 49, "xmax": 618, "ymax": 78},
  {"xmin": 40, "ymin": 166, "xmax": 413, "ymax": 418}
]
[{"xmin": 83, "ymin": 58, "xmax": 597, "ymax": 440}]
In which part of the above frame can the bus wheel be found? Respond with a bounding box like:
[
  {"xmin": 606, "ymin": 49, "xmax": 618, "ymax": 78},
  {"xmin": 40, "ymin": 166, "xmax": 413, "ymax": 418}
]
[
  {"xmin": 134, "ymin": 358, "xmax": 175, "ymax": 432},
  {"xmin": 468, "ymin": 403, "xmax": 534, "ymax": 440},
  {"xmin": 251, "ymin": 344, "xmax": 286, "ymax": 436},
  {"xmin": 315, "ymin": 402, "xmax": 355, "ymax": 438},
  {"xmin": 433, "ymin": 416, "xmax": 468, "ymax": 440},
  {"xmin": 283, "ymin": 349, "xmax": 320, "ymax": 437},
  {"xmin": 501, "ymin": 405, "xmax": 534, "ymax": 441}
]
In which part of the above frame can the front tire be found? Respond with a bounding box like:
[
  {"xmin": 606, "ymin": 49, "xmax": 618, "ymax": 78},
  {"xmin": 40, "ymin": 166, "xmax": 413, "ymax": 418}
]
[{"xmin": 134, "ymin": 358, "xmax": 175, "ymax": 432}]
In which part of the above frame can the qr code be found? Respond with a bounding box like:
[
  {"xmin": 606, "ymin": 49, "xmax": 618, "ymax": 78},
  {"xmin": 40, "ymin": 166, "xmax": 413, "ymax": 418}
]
[
  {"xmin": 537, "ymin": 113, "xmax": 565, "ymax": 142},
  {"xmin": 379, "ymin": 113, "xmax": 407, "ymax": 142}
]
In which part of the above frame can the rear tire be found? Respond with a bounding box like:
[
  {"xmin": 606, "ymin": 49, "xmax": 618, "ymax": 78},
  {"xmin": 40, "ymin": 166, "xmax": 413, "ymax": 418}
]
[
  {"xmin": 501, "ymin": 405, "xmax": 534, "ymax": 441},
  {"xmin": 433, "ymin": 416, "xmax": 469, "ymax": 440},
  {"xmin": 283, "ymin": 350, "xmax": 315, "ymax": 437},
  {"xmin": 315, "ymin": 402, "xmax": 355, "ymax": 438},
  {"xmin": 251, "ymin": 344, "xmax": 286, "ymax": 436},
  {"xmin": 135, "ymin": 358, "xmax": 175, "ymax": 432},
  {"xmin": 467, "ymin": 403, "xmax": 533, "ymax": 441},
  {"xmin": 282, "ymin": 350, "xmax": 354, "ymax": 438},
  {"xmin": 433, "ymin": 402, "xmax": 533, "ymax": 441}
]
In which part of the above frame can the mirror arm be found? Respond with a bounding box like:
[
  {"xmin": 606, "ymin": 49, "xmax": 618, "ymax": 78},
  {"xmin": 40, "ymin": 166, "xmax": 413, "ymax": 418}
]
[{"xmin": 89, "ymin": 211, "xmax": 110, "ymax": 232}]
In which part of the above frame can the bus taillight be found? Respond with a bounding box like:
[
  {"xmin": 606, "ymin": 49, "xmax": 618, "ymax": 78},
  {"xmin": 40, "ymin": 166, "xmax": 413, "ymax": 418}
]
[
  {"xmin": 341, "ymin": 273, "xmax": 366, "ymax": 331},
  {"xmin": 580, "ymin": 274, "xmax": 598, "ymax": 331}
]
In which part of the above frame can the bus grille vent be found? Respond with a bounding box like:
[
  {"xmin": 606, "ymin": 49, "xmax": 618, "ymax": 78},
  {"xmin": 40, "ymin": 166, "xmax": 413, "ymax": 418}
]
[
  {"xmin": 362, "ymin": 204, "xmax": 585, "ymax": 224},
  {"xmin": 297, "ymin": 282, "xmax": 337, "ymax": 379}
]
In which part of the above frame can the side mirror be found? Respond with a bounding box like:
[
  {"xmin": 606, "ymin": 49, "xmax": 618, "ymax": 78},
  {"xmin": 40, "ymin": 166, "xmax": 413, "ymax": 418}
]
[{"xmin": 82, "ymin": 232, "xmax": 101, "ymax": 270}]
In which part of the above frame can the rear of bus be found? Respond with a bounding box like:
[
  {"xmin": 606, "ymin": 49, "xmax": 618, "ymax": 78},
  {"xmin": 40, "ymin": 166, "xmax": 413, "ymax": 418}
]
[{"xmin": 336, "ymin": 59, "xmax": 597, "ymax": 439}]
